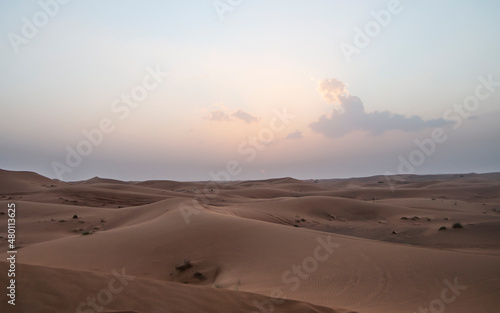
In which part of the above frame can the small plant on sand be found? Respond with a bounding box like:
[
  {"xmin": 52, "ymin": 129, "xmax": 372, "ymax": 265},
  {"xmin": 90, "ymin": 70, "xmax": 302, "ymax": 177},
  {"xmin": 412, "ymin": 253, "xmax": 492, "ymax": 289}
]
[
  {"xmin": 175, "ymin": 260, "xmax": 192, "ymax": 272},
  {"xmin": 81, "ymin": 231, "xmax": 91, "ymax": 235},
  {"xmin": 234, "ymin": 279, "xmax": 241, "ymax": 291},
  {"xmin": 193, "ymin": 271, "xmax": 205, "ymax": 280},
  {"xmin": 452, "ymin": 222, "xmax": 464, "ymax": 229},
  {"xmin": 438, "ymin": 226, "xmax": 447, "ymax": 231}
]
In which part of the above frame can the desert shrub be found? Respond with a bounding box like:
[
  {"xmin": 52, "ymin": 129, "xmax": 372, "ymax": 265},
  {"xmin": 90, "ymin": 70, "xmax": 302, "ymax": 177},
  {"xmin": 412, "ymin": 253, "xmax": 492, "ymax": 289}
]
[
  {"xmin": 438, "ymin": 226, "xmax": 447, "ymax": 231},
  {"xmin": 193, "ymin": 271, "xmax": 205, "ymax": 280},
  {"xmin": 175, "ymin": 260, "xmax": 192, "ymax": 272},
  {"xmin": 452, "ymin": 222, "xmax": 464, "ymax": 229},
  {"xmin": 73, "ymin": 214, "xmax": 78, "ymax": 219},
  {"xmin": 81, "ymin": 231, "xmax": 91, "ymax": 235}
]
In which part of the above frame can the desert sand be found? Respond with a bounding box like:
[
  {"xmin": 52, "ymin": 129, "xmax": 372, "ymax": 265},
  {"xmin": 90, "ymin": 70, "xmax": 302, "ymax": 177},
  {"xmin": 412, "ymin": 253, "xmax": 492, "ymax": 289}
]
[{"xmin": 1, "ymin": 169, "xmax": 500, "ymax": 312}]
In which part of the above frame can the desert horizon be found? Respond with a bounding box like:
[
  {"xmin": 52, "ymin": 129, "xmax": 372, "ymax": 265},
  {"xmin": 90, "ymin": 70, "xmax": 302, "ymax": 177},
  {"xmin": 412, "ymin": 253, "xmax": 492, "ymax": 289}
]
[{"xmin": 1, "ymin": 1, "xmax": 500, "ymax": 312}]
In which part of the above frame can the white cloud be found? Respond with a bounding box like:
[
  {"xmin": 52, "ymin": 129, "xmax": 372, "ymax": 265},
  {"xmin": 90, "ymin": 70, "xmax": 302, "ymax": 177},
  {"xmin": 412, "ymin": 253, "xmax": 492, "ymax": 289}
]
[
  {"xmin": 311, "ymin": 79, "xmax": 452, "ymax": 138},
  {"xmin": 317, "ymin": 78, "xmax": 349, "ymax": 104}
]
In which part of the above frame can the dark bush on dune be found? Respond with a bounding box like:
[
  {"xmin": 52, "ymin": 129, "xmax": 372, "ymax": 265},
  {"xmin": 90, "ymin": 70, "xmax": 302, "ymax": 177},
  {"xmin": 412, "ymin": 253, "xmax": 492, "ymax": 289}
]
[
  {"xmin": 193, "ymin": 271, "xmax": 205, "ymax": 280},
  {"xmin": 438, "ymin": 226, "xmax": 447, "ymax": 231},
  {"xmin": 453, "ymin": 222, "xmax": 464, "ymax": 229},
  {"xmin": 175, "ymin": 260, "xmax": 192, "ymax": 272}
]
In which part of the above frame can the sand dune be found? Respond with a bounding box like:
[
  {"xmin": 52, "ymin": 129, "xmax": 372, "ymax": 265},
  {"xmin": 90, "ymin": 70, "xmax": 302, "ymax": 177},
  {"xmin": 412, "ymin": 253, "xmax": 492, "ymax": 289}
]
[
  {"xmin": 0, "ymin": 262, "xmax": 343, "ymax": 313},
  {"xmin": 1, "ymin": 169, "xmax": 500, "ymax": 312}
]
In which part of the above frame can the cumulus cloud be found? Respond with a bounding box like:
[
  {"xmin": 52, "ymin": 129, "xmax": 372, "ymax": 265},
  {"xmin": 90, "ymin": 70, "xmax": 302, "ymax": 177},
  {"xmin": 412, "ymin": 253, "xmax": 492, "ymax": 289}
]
[
  {"xmin": 318, "ymin": 78, "xmax": 349, "ymax": 104},
  {"xmin": 232, "ymin": 109, "xmax": 260, "ymax": 123},
  {"xmin": 310, "ymin": 79, "xmax": 452, "ymax": 138},
  {"xmin": 286, "ymin": 130, "xmax": 303, "ymax": 139}
]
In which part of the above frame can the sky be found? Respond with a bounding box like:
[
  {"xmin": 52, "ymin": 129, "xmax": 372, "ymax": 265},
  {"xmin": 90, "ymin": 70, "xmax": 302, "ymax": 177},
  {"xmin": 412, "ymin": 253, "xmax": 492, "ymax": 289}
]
[{"xmin": 1, "ymin": 0, "xmax": 499, "ymax": 182}]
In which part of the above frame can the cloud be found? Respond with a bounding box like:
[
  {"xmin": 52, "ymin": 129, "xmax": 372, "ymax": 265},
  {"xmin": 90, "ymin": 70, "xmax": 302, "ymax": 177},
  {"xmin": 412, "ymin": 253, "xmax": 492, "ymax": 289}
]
[
  {"xmin": 286, "ymin": 130, "xmax": 303, "ymax": 139},
  {"xmin": 310, "ymin": 79, "xmax": 452, "ymax": 138},
  {"xmin": 318, "ymin": 78, "xmax": 349, "ymax": 104},
  {"xmin": 204, "ymin": 106, "xmax": 260, "ymax": 124},
  {"xmin": 205, "ymin": 110, "xmax": 231, "ymax": 121},
  {"xmin": 232, "ymin": 109, "xmax": 260, "ymax": 123}
]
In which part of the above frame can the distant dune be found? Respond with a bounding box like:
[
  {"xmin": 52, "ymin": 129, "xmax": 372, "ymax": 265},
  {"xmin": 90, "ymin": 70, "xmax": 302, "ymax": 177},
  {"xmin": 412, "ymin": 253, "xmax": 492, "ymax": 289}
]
[{"xmin": 1, "ymin": 169, "xmax": 500, "ymax": 312}]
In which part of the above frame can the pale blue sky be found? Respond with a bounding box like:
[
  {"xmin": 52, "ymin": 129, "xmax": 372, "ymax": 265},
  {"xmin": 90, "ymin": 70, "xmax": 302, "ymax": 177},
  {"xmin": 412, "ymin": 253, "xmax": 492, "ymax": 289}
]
[{"xmin": 1, "ymin": 0, "xmax": 499, "ymax": 181}]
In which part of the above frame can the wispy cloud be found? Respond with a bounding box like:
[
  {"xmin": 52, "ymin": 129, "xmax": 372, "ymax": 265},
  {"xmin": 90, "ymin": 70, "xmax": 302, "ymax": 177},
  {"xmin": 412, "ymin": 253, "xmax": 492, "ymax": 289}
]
[
  {"xmin": 232, "ymin": 109, "xmax": 260, "ymax": 124},
  {"xmin": 206, "ymin": 110, "xmax": 231, "ymax": 121},
  {"xmin": 310, "ymin": 79, "xmax": 452, "ymax": 138},
  {"xmin": 204, "ymin": 105, "xmax": 260, "ymax": 124}
]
